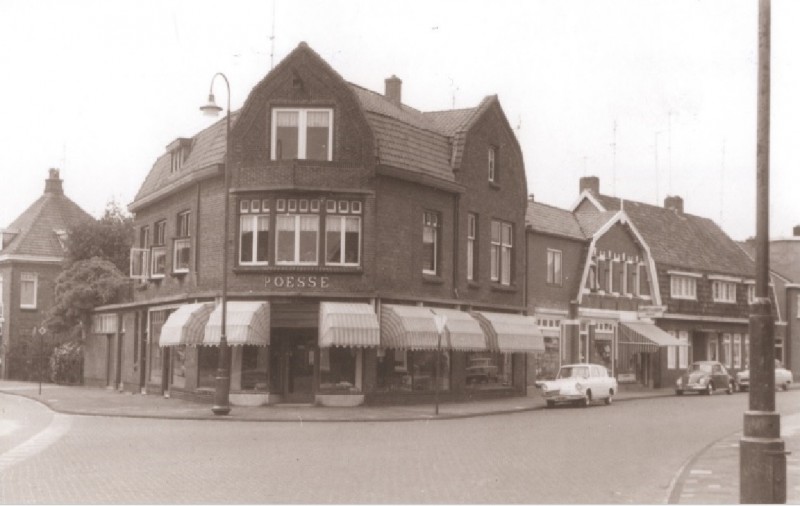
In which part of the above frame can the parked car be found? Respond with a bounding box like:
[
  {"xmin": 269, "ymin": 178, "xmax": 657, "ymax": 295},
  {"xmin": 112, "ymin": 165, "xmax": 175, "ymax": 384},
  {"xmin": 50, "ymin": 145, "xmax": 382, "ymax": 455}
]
[
  {"xmin": 536, "ymin": 363, "xmax": 617, "ymax": 408},
  {"xmin": 735, "ymin": 361, "xmax": 793, "ymax": 392},
  {"xmin": 675, "ymin": 360, "xmax": 735, "ymax": 395},
  {"xmin": 465, "ymin": 357, "xmax": 499, "ymax": 384}
]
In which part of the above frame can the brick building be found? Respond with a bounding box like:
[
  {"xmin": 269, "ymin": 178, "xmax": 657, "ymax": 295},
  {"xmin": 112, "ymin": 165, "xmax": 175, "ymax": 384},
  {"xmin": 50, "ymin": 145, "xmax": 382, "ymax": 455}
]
[
  {"xmin": 0, "ymin": 169, "xmax": 93, "ymax": 379},
  {"xmin": 88, "ymin": 42, "xmax": 540, "ymax": 406}
]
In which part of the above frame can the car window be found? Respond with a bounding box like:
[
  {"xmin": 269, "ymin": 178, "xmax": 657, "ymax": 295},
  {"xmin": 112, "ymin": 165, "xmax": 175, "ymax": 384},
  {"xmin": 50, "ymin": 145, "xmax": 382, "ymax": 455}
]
[
  {"xmin": 557, "ymin": 366, "xmax": 589, "ymax": 379},
  {"xmin": 713, "ymin": 365, "xmax": 722, "ymax": 374},
  {"xmin": 690, "ymin": 363, "xmax": 713, "ymax": 373}
]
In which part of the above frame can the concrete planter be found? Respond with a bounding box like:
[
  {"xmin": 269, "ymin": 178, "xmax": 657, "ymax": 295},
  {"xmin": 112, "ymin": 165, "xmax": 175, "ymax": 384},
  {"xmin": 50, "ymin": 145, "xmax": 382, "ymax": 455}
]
[
  {"xmin": 315, "ymin": 394, "xmax": 365, "ymax": 407},
  {"xmin": 230, "ymin": 392, "xmax": 272, "ymax": 407}
]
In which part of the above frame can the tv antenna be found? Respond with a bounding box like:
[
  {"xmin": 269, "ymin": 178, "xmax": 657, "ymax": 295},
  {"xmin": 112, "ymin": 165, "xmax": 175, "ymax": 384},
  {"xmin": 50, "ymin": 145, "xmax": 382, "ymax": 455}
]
[{"xmin": 270, "ymin": 0, "xmax": 276, "ymax": 70}]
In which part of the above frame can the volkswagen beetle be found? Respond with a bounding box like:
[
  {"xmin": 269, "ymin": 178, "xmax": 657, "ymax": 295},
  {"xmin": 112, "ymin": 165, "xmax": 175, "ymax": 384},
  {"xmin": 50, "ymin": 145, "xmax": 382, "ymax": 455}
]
[{"xmin": 675, "ymin": 360, "xmax": 734, "ymax": 395}]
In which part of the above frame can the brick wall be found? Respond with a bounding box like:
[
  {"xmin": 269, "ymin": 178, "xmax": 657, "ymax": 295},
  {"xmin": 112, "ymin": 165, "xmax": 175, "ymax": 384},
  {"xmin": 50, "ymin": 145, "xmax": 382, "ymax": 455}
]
[{"xmin": 526, "ymin": 232, "xmax": 585, "ymax": 313}]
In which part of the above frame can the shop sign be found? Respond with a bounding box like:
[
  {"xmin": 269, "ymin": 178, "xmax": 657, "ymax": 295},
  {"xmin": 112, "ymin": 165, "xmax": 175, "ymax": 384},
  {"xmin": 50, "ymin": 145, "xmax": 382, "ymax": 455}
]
[
  {"xmin": 617, "ymin": 373, "xmax": 637, "ymax": 383},
  {"xmin": 265, "ymin": 275, "xmax": 330, "ymax": 289},
  {"xmin": 637, "ymin": 305, "xmax": 666, "ymax": 319}
]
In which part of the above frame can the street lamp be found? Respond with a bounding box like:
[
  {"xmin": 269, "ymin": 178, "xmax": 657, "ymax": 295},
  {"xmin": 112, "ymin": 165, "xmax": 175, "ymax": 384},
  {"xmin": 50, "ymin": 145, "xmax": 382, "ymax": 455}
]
[
  {"xmin": 432, "ymin": 314, "xmax": 448, "ymax": 416},
  {"xmin": 201, "ymin": 72, "xmax": 232, "ymax": 416}
]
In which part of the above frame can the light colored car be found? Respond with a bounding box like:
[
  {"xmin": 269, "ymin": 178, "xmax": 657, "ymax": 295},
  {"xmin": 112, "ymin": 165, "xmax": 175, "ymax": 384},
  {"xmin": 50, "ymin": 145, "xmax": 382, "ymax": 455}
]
[
  {"xmin": 735, "ymin": 364, "xmax": 793, "ymax": 392},
  {"xmin": 537, "ymin": 364, "xmax": 618, "ymax": 408},
  {"xmin": 675, "ymin": 360, "xmax": 735, "ymax": 395}
]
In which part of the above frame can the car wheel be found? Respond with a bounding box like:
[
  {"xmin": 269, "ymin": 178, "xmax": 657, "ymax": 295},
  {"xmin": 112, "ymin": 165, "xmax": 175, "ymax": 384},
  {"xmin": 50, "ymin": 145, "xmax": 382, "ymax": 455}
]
[
  {"xmin": 782, "ymin": 383, "xmax": 789, "ymax": 392},
  {"xmin": 580, "ymin": 391, "xmax": 592, "ymax": 407},
  {"xmin": 676, "ymin": 389, "xmax": 683, "ymax": 396},
  {"xmin": 605, "ymin": 390, "xmax": 613, "ymax": 405},
  {"xmin": 705, "ymin": 383, "xmax": 714, "ymax": 395},
  {"xmin": 726, "ymin": 382, "xmax": 733, "ymax": 395},
  {"xmin": 546, "ymin": 400, "xmax": 555, "ymax": 408}
]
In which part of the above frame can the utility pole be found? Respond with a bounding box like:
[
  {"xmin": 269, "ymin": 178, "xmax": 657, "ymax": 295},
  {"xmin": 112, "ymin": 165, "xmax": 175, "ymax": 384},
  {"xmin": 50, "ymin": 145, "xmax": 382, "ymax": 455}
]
[{"xmin": 740, "ymin": 0, "xmax": 787, "ymax": 502}]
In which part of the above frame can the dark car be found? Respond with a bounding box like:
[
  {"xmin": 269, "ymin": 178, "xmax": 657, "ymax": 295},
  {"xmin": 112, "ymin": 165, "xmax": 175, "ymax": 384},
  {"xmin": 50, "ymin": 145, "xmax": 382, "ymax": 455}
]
[{"xmin": 675, "ymin": 360, "xmax": 735, "ymax": 395}]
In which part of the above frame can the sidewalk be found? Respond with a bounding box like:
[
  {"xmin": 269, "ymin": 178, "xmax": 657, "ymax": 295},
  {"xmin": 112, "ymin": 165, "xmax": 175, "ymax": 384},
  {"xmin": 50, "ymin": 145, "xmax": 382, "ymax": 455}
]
[{"xmin": 2, "ymin": 380, "xmax": 798, "ymax": 504}]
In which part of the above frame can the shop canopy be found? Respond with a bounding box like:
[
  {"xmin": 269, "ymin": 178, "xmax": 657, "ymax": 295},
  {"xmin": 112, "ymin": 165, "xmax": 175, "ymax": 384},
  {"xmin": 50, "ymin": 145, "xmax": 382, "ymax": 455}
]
[
  {"xmin": 429, "ymin": 307, "xmax": 487, "ymax": 351},
  {"xmin": 159, "ymin": 303, "xmax": 214, "ymax": 347},
  {"xmin": 203, "ymin": 301, "xmax": 270, "ymax": 346},
  {"xmin": 472, "ymin": 311, "xmax": 545, "ymax": 353},
  {"xmin": 319, "ymin": 302, "xmax": 380, "ymax": 348},
  {"xmin": 618, "ymin": 321, "xmax": 686, "ymax": 353},
  {"xmin": 380, "ymin": 304, "xmax": 441, "ymax": 350}
]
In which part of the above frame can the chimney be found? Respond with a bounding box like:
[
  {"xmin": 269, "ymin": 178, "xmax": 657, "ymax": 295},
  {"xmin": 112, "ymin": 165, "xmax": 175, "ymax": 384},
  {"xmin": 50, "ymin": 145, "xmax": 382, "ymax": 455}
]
[
  {"xmin": 664, "ymin": 195, "xmax": 684, "ymax": 214},
  {"xmin": 45, "ymin": 168, "xmax": 63, "ymax": 195},
  {"xmin": 579, "ymin": 176, "xmax": 600, "ymax": 195},
  {"xmin": 384, "ymin": 75, "xmax": 402, "ymax": 106},
  {"xmin": 793, "ymin": 225, "xmax": 800, "ymax": 237},
  {"xmin": 528, "ymin": 193, "xmax": 535, "ymax": 202}
]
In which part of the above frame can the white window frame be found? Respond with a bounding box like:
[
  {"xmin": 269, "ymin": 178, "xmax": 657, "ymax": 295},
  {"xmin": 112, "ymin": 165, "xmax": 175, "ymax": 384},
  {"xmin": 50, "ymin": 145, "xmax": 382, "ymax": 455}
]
[
  {"xmin": 467, "ymin": 213, "xmax": 476, "ymax": 281},
  {"xmin": 722, "ymin": 333, "xmax": 732, "ymax": 367},
  {"xmin": 546, "ymin": 248, "xmax": 562, "ymax": 286},
  {"xmin": 747, "ymin": 284, "xmax": 756, "ymax": 304},
  {"xmin": 150, "ymin": 246, "xmax": 167, "ymax": 278},
  {"xmin": 488, "ymin": 146, "xmax": 496, "ymax": 182},
  {"xmin": 423, "ymin": 212, "xmax": 439, "ymax": 275},
  {"xmin": 270, "ymin": 108, "xmax": 334, "ymax": 161},
  {"xmin": 712, "ymin": 280, "xmax": 737, "ymax": 303},
  {"xmin": 129, "ymin": 248, "xmax": 150, "ymax": 280},
  {"xmin": 500, "ymin": 222, "xmax": 512, "ymax": 285},
  {"xmin": 678, "ymin": 331, "xmax": 689, "ymax": 368},
  {"xmin": 325, "ymin": 215, "xmax": 361, "ymax": 267},
  {"xmin": 733, "ymin": 333, "xmax": 742, "ymax": 368},
  {"xmin": 172, "ymin": 238, "xmax": 191, "ymax": 273},
  {"xmin": 20, "ymin": 272, "xmax": 38, "ymax": 309},
  {"xmin": 239, "ymin": 214, "xmax": 270, "ymax": 266},
  {"xmin": 667, "ymin": 330, "xmax": 677, "ymax": 370},
  {"xmin": 670, "ymin": 275, "xmax": 697, "ymax": 300},
  {"xmin": 275, "ymin": 214, "xmax": 319, "ymax": 265}
]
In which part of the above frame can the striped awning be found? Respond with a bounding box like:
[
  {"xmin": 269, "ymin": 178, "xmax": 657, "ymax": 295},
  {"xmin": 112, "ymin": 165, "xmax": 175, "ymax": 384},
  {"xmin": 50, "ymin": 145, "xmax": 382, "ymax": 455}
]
[
  {"xmin": 472, "ymin": 311, "xmax": 545, "ymax": 353},
  {"xmin": 380, "ymin": 304, "xmax": 440, "ymax": 350},
  {"xmin": 203, "ymin": 301, "xmax": 270, "ymax": 346},
  {"xmin": 319, "ymin": 302, "xmax": 380, "ymax": 348},
  {"xmin": 430, "ymin": 308, "xmax": 487, "ymax": 351},
  {"xmin": 619, "ymin": 321, "xmax": 686, "ymax": 353},
  {"xmin": 159, "ymin": 303, "xmax": 214, "ymax": 347}
]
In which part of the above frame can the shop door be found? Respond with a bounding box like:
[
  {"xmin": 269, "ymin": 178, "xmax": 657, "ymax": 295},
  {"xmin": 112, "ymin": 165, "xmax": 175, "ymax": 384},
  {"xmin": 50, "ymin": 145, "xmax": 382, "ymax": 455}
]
[{"xmin": 271, "ymin": 333, "xmax": 316, "ymax": 403}]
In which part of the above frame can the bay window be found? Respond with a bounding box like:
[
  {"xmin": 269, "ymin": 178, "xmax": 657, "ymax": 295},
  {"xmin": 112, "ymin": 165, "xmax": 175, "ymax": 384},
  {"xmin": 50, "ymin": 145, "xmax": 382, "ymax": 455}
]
[
  {"xmin": 326, "ymin": 215, "xmax": 360, "ymax": 266},
  {"xmin": 271, "ymin": 108, "xmax": 333, "ymax": 161},
  {"xmin": 240, "ymin": 214, "xmax": 270, "ymax": 265},
  {"xmin": 276, "ymin": 215, "xmax": 319, "ymax": 265}
]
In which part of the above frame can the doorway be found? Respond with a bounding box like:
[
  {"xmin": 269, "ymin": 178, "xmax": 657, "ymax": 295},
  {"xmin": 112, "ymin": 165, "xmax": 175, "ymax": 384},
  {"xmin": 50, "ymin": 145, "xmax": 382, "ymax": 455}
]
[{"xmin": 270, "ymin": 330, "xmax": 317, "ymax": 403}]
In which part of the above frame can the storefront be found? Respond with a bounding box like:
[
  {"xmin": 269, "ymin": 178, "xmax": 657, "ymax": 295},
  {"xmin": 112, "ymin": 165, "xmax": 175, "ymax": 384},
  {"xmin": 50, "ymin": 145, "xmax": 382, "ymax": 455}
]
[{"xmin": 148, "ymin": 299, "xmax": 542, "ymax": 406}]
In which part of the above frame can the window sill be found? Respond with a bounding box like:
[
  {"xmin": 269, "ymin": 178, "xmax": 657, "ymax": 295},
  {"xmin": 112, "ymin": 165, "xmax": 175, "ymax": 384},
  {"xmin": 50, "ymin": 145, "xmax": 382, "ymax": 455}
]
[
  {"xmin": 490, "ymin": 283, "xmax": 518, "ymax": 293},
  {"xmin": 170, "ymin": 271, "xmax": 188, "ymax": 278},
  {"xmin": 422, "ymin": 274, "xmax": 445, "ymax": 284},
  {"xmin": 233, "ymin": 265, "xmax": 363, "ymax": 275}
]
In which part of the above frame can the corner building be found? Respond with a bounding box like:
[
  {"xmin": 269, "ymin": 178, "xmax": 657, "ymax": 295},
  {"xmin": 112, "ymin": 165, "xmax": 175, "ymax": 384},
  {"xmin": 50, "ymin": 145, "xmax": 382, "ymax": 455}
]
[{"xmin": 88, "ymin": 43, "xmax": 538, "ymax": 406}]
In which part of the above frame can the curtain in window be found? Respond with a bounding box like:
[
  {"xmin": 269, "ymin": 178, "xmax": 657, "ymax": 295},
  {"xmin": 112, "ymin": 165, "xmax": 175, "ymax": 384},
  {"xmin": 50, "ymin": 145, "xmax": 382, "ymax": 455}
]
[
  {"xmin": 276, "ymin": 215, "xmax": 295, "ymax": 262},
  {"xmin": 299, "ymin": 216, "xmax": 318, "ymax": 263},
  {"xmin": 276, "ymin": 111, "xmax": 299, "ymax": 126},
  {"xmin": 306, "ymin": 111, "xmax": 330, "ymax": 126}
]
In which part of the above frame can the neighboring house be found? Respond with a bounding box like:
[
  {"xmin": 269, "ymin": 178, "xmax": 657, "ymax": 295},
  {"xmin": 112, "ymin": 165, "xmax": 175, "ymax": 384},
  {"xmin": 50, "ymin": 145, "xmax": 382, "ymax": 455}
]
[
  {"xmin": 88, "ymin": 42, "xmax": 537, "ymax": 406},
  {"xmin": 526, "ymin": 190, "xmax": 683, "ymax": 388},
  {"xmin": 573, "ymin": 176, "xmax": 757, "ymax": 388},
  {"xmin": 0, "ymin": 169, "xmax": 93, "ymax": 379},
  {"xmin": 740, "ymin": 227, "xmax": 800, "ymax": 376}
]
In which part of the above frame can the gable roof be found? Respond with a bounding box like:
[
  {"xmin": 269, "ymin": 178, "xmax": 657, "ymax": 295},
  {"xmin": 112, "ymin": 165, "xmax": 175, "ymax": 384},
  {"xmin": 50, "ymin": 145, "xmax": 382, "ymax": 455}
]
[
  {"xmin": 577, "ymin": 192, "xmax": 754, "ymax": 276},
  {"xmin": 2, "ymin": 175, "xmax": 93, "ymax": 259}
]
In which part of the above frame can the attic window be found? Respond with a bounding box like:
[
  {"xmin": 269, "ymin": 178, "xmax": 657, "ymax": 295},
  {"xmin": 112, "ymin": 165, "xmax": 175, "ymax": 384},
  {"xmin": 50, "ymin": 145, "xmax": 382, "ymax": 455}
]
[
  {"xmin": 271, "ymin": 108, "xmax": 333, "ymax": 161},
  {"xmin": 53, "ymin": 229, "xmax": 68, "ymax": 251},
  {"xmin": 170, "ymin": 149, "xmax": 184, "ymax": 173},
  {"xmin": 167, "ymin": 138, "xmax": 191, "ymax": 174}
]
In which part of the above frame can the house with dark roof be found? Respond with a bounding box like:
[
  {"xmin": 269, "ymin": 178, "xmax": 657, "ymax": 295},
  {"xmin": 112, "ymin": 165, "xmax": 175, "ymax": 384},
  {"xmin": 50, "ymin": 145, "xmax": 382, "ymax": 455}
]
[
  {"xmin": 572, "ymin": 176, "xmax": 758, "ymax": 387},
  {"xmin": 0, "ymin": 169, "xmax": 93, "ymax": 379},
  {"xmin": 89, "ymin": 42, "xmax": 538, "ymax": 406},
  {"xmin": 526, "ymin": 191, "xmax": 683, "ymax": 388}
]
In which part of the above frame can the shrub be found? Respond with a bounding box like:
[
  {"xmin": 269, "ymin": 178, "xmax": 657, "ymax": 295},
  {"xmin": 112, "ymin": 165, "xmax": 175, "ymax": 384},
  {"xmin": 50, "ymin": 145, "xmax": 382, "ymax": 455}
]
[{"xmin": 49, "ymin": 341, "xmax": 83, "ymax": 385}]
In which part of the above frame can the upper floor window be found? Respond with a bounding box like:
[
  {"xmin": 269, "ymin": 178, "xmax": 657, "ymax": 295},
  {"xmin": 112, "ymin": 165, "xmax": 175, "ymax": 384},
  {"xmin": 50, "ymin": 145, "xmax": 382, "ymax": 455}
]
[
  {"xmin": 712, "ymin": 280, "xmax": 737, "ymax": 303},
  {"xmin": 488, "ymin": 146, "xmax": 497, "ymax": 183},
  {"xmin": 491, "ymin": 220, "xmax": 513, "ymax": 285},
  {"xmin": 154, "ymin": 220, "xmax": 166, "ymax": 246},
  {"xmin": 467, "ymin": 213, "xmax": 477, "ymax": 281},
  {"xmin": 546, "ymin": 248, "xmax": 562, "ymax": 286},
  {"xmin": 638, "ymin": 263, "xmax": 650, "ymax": 297},
  {"xmin": 20, "ymin": 272, "xmax": 37, "ymax": 309},
  {"xmin": 670, "ymin": 274, "xmax": 697, "ymax": 300},
  {"xmin": 747, "ymin": 284, "xmax": 756, "ymax": 304},
  {"xmin": 422, "ymin": 211, "xmax": 439, "ymax": 275},
  {"xmin": 326, "ymin": 201, "xmax": 361, "ymax": 266},
  {"xmin": 173, "ymin": 211, "xmax": 191, "ymax": 274},
  {"xmin": 271, "ymin": 108, "xmax": 333, "ymax": 161},
  {"xmin": 170, "ymin": 149, "xmax": 184, "ymax": 173},
  {"xmin": 139, "ymin": 226, "xmax": 150, "ymax": 248},
  {"xmin": 151, "ymin": 220, "xmax": 167, "ymax": 278},
  {"xmin": 240, "ymin": 200, "xmax": 270, "ymax": 265},
  {"xmin": 276, "ymin": 214, "xmax": 319, "ymax": 265}
]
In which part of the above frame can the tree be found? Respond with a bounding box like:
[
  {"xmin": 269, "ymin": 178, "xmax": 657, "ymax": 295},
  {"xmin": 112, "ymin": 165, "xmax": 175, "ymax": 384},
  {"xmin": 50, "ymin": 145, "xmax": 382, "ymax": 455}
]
[
  {"xmin": 66, "ymin": 199, "xmax": 134, "ymax": 273},
  {"xmin": 46, "ymin": 257, "xmax": 131, "ymax": 338}
]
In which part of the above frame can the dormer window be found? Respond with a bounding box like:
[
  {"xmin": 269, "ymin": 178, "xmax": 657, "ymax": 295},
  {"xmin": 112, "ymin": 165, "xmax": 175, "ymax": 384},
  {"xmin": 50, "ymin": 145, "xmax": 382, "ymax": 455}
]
[
  {"xmin": 170, "ymin": 150, "xmax": 184, "ymax": 173},
  {"xmin": 167, "ymin": 138, "xmax": 191, "ymax": 174},
  {"xmin": 670, "ymin": 272, "xmax": 699, "ymax": 300},
  {"xmin": 271, "ymin": 108, "xmax": 333, "ymax": 161}
]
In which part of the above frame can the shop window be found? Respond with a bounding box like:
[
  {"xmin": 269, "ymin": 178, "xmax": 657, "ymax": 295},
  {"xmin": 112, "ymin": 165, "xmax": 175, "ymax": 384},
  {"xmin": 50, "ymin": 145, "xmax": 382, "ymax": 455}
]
[
  {"xmin": 148, "ymin": 309, "xmax": 171, "ymax": 385},
  {"xmin": 19, "ymin": 272, "xmax": 38, "ymax": 309},
  {"xmin": 276, "ymin": 215, "xmax": 319, "ymax": 265},
  {"xmin": 667, "ymin": 331, "xmax": 677, "ymax": 369},
  {"xmin": 465, "ymin": 352, "xmax": 512, "ymax": 390},
  {"xmin": 776, "ymin": 339, "xmax": 784, "ymax": 365},
  {"xmin": 241, "ymin": 345, "xmax": 268, "ymax": 391},
  {"xmin": 733, "ymin": 334, "xmax": 742, "ymax": 368},
  {"xmin": 744, "ymin": 334, "xmax": 750, "ymax": 368},
  {"xmin": 271, "ymin": 108, "xmax": 333, "ymax": 161},
  {"xmin": 198, "ymin": 346, "xmax": 220, "ymax": 389},
  {"xmin": 546, "ymin": 248, "xmax": 562, "ymax": 286},
  {"xmin": 375, "ymin": 350, "xmax": 449, "ymax": 392},
  {"xmin": 678, "ymin": 331, "xmax": 690, "ymax": 368},
  {"xmin": 319, "ymin": 347, "xmax": 359, "ymax": 393},
  {"xmin": 722, "ymin": 333, "xmax": 732, "ymax": 367},
  {"xmin": 707, "ymin": 335, "xmax": 719, "ymax": 361},
  {"xmin": 491, "ymin": 221, "xmax": 513, "ymax": 285},
  {"xmin": 423, "ymin": 212, "xmax": 439, "ymax": 275},
  {"xmin": 325, "ymin": 215, "xmax": 360, "ymax": 266},
  {"xmin": 171, "ymin": 345, "xmax": 187, "ymax": 389}
]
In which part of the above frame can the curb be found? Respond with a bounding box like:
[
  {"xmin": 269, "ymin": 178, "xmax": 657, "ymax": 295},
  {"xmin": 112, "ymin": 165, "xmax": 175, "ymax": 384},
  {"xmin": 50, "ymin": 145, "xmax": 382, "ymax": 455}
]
[{"xmin": 665, "ymin": 428, "xmax": 740, "ymax": 504}]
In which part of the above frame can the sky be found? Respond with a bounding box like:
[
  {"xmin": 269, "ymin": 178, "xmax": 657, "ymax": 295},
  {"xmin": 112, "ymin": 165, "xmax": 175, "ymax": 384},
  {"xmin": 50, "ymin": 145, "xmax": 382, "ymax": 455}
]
[{"xmin": 0, "ymin": 0, "xmax": 798, "ymax": 241}]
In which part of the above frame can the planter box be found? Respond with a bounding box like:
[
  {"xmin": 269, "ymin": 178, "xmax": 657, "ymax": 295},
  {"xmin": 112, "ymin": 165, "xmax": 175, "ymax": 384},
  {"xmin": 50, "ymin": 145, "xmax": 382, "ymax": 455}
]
[
  {"xmin": 315, "ymin": 394, "xmax": 365, "ymax": 407},
  {"xmin": 230, "ymin": 392, "xmax": 272, "ymax": 407}
]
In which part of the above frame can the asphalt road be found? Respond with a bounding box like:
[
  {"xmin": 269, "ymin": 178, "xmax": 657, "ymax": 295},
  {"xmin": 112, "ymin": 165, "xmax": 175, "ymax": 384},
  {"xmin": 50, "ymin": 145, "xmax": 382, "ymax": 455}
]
[{"xmin": 1, "ymin": 390, "xmax": 798, "ymax": 504}]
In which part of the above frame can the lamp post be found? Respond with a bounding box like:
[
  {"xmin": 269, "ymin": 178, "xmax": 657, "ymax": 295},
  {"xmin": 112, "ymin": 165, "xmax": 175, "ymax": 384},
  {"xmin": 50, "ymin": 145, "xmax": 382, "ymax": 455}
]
[
  {"xmin": 432, "ymin": 314, "xmax": 447, "ymax": 416},
  {"xmin": 200, "ymin": 73, "xmax": 232, "ymax": 416},
  {"xmin": 740, "ymin": 0, "xmax": 787, "ymax": 502}
]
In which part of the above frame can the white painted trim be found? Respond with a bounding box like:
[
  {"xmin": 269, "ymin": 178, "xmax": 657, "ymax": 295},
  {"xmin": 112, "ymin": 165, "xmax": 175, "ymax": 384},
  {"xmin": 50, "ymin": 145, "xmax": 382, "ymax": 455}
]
[
  {"xmin": 667, "ymin": 270, "xmax": 703, "ymax": 278},
  {"xmin": 661, "ymin": 313, "xmax": 749, "ymax": 324},
  {"xmin": 743, "ymin": 279, "xmax": 756, "ymax": 285},
  {"xmin": 708, "ymin": 274, "xmax": 743, "ymax": 283},
  {"xmin": 578, "ymin": 307, "xmax": 639, "ymax": 321},
  {"xmin": 532, "ymin": 307, "xmax": 570, "ymax": 316},
  {"xmin": 569, "ymin": 190, "xmax": 607, "ymax": 213},
  {"xmin": 0, "ymin": 254, "xmax": 65, "ymax": 264}
]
